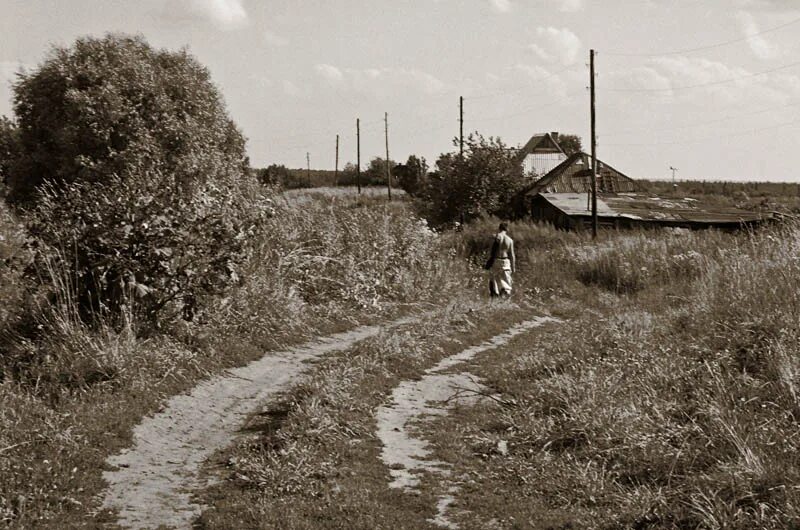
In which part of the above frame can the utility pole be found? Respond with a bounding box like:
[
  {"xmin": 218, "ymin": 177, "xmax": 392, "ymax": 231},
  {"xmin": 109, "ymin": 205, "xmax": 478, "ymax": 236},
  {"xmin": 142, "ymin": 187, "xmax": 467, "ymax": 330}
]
[
  {"xmin": 385, "ymin": 111, "xmax": 392, "ymax": 200},
  {"xmin": 356, "ymin": 118, "xmax": 361, "ymax": 194},
  {"xmin": 306, "ymin": 151, "xmax": 311, "ymax": 183},
  {"xmin": 590, "ymin": 49, "xmax": 598, "ymax": 240},
  {"xmin": 670, "ymin": 166, "xmax": 678, "ymax": 189},
  {"xmin": 459, "ymin": 96, "xmax": 464, "ymax": 157},
  {"xmin": 335, "ymin": 134, "xmax": 339, "ymax": 187}
]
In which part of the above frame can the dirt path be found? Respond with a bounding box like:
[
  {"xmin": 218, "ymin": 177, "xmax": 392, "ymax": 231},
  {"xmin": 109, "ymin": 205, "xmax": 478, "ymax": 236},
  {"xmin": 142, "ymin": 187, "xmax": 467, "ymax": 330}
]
[
  {"xmin": 102, "ymin": 315, "xmax": 419, "ymax": 529},
  {"xmin": 375, "ymin": 316, "xmax": 559, "ymax": 528}
]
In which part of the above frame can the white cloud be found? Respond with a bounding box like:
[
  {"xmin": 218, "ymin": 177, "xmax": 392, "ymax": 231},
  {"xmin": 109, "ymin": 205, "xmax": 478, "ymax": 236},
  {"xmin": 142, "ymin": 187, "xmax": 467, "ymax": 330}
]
[
  {"xmin": 608, "ymin": 56, "xmax": 800, "ymax": 107},
  {"xmin": 551, "ymin": 0, "xmax": 582, "ymax": 12},
  {"xmin": 178, "ymin": 0, "xmax": 248, "ymax": 30},
  {"xmin": 489, "ymin": 0, "xmax": 512, "ymax": 12},
  {"xmin": 314, "ymin": 64, "xmax": 344, "ymax": 83},
  {"xmin": 529, "ymin": 27, "xmax": 582, "ymax": 65},
  {"xmin": 312, "ymin": 65, "xmax": 447, "ymax": 95},
  {"xmin": 735, "ymin": 10, "xmax": 781, "ymax": 59},
  {"xmin": 263, "ymin": 29, "xmax": 288, "ymax": 47}
]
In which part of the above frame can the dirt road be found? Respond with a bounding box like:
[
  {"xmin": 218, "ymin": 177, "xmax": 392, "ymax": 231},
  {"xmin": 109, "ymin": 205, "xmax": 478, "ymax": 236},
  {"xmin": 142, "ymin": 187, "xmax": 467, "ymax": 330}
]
[{"xmin": 102, "ymin": 315, "xmax": 419, "ymax": 529}]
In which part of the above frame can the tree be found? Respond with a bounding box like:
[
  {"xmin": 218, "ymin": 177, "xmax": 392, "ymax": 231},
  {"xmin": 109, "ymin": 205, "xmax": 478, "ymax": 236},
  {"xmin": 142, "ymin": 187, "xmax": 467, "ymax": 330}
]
[
  {"xmin": 10, "ymin": 34, "xmax": 263, "ymax": 324},
  {"xmin": 8, "ymin": 33, "xmax": 247, "ymax": 205},
  {"xmin": 394, "ymin": 155, "xmax": 427, "ymax": 196},
  {"xmin": 557, "ymin": 134, "xmax": 583, "ymax": 156},
  {"xmin": 255, "ymin": 164, "xmax": 291, "ymax": 187},
  {"xmin": 363, "ymin": 157, "xmax": 397, "ymax": 186},
  {"xmin": 0, "ymin": 116, "xmax": 19, "ymax": 195},
  {"xmin": 421, "ymin": 134, "xmax": 524, "ymax": 226}
]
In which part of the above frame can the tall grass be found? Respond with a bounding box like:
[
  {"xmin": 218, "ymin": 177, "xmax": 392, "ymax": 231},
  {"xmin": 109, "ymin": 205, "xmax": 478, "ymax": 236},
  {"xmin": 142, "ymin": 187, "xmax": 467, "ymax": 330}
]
[{"xmin": 435, "ymin": 221, "xmax": 800, "ymax": 528}]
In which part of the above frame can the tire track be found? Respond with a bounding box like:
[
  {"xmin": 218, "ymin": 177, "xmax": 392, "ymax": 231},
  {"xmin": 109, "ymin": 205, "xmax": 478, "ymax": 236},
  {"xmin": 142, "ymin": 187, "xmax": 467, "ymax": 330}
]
[
  {"xmin": 102, "ymin": 314, "xmax": 420, "ymax": 529},
  {"xmin": 375, "ymin": 316, "xmax": 560, "ymax": 528}
]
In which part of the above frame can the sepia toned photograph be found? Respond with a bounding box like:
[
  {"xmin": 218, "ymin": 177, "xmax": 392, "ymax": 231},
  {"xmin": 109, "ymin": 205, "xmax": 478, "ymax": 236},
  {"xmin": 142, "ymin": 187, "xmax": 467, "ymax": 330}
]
[{"xmin": 1, "ymin": 1, "xmax": 799, "ymax": 528}]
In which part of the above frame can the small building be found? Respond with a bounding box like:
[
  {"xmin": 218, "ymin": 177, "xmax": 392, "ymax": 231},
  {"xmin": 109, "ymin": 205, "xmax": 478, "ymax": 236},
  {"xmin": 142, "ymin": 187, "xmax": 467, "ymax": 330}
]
[
  {"xmin": 514, "ymin": 152, "xmax": 771, "ymax": 230},
  {"xmin": 529, "ymin": 193, "xmax": 771, "ymax": 231},
  {"xmin": 514, "ymin": 132, "xmax": 567, "ymax": 178}
]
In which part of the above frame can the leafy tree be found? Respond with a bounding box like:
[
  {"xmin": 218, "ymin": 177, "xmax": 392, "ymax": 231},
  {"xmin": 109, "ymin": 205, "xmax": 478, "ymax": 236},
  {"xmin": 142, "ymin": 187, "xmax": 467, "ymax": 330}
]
[
  {"xmin": 8, "ymin": 33, "xmax": 247, "ymax": 205},
  {"xmin": 557, "ymin": 134, "xmax": 583, "ymax": 155},
  {"xmin": 10, "ymin": 34, "xmax": 262, "ymax": 324},
  {"xmin": 256, "ymin": 164, "xmax": 291, "ymax": 186},
  {"xmin": 394, "ymin": 155, "xmax": 427, "ymax": 196},
  {"xmin": 422, "ymin": 134, "xmax": 524, "ymax": 226},
  {"xmin": 363, "ymin": 157, "xmax": 397, "ymax": 186},
  {"xmin": 0, "ymin": 116, "xmax": 20, "ymax": 195}
]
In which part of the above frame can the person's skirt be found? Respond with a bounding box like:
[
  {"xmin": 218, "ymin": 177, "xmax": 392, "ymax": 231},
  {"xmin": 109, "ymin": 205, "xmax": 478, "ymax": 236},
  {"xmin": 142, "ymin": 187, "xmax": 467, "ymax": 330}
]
[{"xmin": 489, "ymin": 258, "xmax": 512, "ymax": 296}]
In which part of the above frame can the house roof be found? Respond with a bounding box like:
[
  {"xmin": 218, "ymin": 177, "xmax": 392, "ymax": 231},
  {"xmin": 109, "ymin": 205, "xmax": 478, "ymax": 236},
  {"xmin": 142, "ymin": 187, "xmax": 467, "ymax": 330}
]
[
  {"xmin": 535, "ymin": 192, "xmax": 771, "ymax": 225},
  {"xmin": 513, "ymin": 132, "xmax": 565, "ymax": 162},
  {"xmin": 520, "ymin": 152, "xmax": 638, "ymax": 195}
]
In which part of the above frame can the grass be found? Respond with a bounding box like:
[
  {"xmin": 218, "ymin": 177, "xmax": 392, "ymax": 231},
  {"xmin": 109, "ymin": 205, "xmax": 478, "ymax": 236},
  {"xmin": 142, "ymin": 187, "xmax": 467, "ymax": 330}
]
[
  {"xmin": 3, "ymin": 181, "xmax": 800, "ymax": 528},
  {"xmin": 419, "ymin": 221, "xmax": 800, "ymax": 529}
]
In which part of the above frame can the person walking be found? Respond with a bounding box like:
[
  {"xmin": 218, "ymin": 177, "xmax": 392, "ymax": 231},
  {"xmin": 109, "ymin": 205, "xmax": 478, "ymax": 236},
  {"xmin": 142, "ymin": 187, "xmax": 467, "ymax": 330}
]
[{"xmin": 485, "ymin": 222, "xmax": 515, "ymax": 298}]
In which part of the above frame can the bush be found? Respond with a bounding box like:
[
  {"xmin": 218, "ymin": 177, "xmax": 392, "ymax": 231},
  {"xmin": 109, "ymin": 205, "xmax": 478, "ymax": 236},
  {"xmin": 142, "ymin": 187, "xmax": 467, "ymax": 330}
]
[
  {"xmin": 8, "ymin": 33, "xmax": 247, "ymax": 206},
  {"xmin": 421, "ymin": 133, "xmax": 524, "ymax": 226},
  {"xmin": 27, "ymin": 170, "xmax": 271, "ymax": 325},
  {"xmin": 7, "ymin": 33, "xmax": 259, "ymax": 325}
]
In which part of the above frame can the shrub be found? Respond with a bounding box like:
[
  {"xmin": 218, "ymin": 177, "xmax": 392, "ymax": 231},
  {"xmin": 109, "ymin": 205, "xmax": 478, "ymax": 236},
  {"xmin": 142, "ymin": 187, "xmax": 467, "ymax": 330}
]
[
  {"xmin": 421, "ymin": 133, "xmax": 524, "ymax": 226},
  {"xmin": 27, "ymin": 170, "xmax": 271, "ymax": 325},
  {"xmin": 5, "ymin": 34, "xmax": 259, "ymax": 325},
  {"xmin": 7, "ymin": 33, "xmax": 247, "ymax": 206}
]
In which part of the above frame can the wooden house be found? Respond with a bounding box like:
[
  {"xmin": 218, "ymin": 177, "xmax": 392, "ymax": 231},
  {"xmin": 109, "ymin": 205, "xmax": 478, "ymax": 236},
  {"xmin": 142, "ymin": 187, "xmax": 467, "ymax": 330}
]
[{"xmin": 514, "ymin": 132, "xmax": 567, "ymax": 178}]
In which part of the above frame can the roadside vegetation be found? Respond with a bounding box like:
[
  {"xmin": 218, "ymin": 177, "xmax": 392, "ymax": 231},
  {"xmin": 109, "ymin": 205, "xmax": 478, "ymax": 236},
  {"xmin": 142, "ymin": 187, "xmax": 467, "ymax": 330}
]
[{"xmin": 0, "ymin": 34, "xmax": 472, "ymax": 526}]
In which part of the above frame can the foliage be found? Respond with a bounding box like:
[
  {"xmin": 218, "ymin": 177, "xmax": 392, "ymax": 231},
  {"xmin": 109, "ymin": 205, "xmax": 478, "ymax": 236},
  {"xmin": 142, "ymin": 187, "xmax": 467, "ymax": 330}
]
[
  {"xmin": 26, "ymin": 170, "xmax": 271, "ymax": 325},
  {"xmin": 393, "ymin": 154, "xmax": 427, "ymax": 196},
  {"xmin": 7, "ymin": 33, "xmax": 247, "ymax": 206},
  {"xmin": 255, "ymin": 164, "xmax": 291, "ymax": 187},
  {"xmin": 0, "ymin": 116, "xmax": 20, "ymax": 194},
  {"xmin": 421, "ymin": 133, "xmax": 525, "ymax": 226},
  {"xmin": 556, "ymin": 133, "xmax": 582, "ymax": 155},
  {"xmin": 4, "ymin": 34, "xmax": 258, "ymax": 325},
  {"xmin": 210, "ymin": 192, "xmax": 461, "ymax": 342}
]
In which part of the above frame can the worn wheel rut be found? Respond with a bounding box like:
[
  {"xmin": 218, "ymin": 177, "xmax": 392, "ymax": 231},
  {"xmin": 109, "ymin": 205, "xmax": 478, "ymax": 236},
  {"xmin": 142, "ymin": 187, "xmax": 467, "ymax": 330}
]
[
  {"xmin": 375, "ymin": 316, "xmax": 560, "ymax": 528},
  {"xmin": 102, "ymin": 314, "xmax": 420, "ymax": 529}
]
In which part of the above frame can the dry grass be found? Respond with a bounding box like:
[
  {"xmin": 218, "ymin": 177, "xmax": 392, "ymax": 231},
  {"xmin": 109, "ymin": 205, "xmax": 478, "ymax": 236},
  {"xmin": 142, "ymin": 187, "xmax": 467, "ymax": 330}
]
[{"xmin": 422, "ymin": 221, "xmax": 800, "ymax": 529}]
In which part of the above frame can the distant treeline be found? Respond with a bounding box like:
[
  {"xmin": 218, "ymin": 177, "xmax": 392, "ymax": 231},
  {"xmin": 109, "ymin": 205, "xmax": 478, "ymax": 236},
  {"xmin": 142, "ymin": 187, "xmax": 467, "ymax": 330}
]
[
  {"xmin": 254, "ymin": 155, "xmax": 429, "ymax": 194},
  {"xmin": 638, "ymin": 179, "xmax": 800, "ymax": 197}
]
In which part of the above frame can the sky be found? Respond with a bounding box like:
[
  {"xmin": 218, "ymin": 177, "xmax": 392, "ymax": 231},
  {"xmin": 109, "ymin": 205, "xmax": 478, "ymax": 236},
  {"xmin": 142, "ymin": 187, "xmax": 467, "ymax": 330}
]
[{"xmin": 2, "ymin": 0, "xmax": 800, "ymax": 181}]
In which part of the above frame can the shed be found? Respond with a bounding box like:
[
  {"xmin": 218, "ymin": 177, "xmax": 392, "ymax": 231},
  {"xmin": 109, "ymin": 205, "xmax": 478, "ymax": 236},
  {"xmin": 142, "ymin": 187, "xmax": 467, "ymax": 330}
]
[{"xmin": 529, "ymin": 192, "xmax": 771, "ymax": 231}]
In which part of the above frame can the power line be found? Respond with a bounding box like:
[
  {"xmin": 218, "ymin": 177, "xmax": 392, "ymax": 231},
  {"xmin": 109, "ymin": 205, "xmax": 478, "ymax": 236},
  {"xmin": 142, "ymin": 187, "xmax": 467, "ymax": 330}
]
[
  {"xmin": 603, "ymin": 117, "xmax": 800, "ymax": 147},
  {"xmin": 604, "ymin": 14, "xmax": 800, "ymax": 57},
  {"xmin": 605, "ymin": 59, "xmax": 800, "ymax": 93},
  {"xmin": 603, "ymin": 100, "xmax": 800, "ymax": 137}
]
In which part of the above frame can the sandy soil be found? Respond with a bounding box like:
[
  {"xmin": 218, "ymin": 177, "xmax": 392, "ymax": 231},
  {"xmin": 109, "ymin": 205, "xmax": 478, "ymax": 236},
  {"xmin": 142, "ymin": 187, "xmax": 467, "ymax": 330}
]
[
  {"xmin": 102, "ymin": 315, "xmax": 418, "ymax": 529},
  {"xmin": 375, "ymin": 316, "xmax": 559, "ymax": 528}
]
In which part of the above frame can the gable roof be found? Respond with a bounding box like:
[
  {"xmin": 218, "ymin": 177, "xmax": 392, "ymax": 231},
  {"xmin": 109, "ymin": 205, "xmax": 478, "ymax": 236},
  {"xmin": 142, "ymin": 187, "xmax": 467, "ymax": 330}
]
[
  {"xmin": 522, "ymin": 152, "xmax": 638, "ymax": 195},
  {"xmin": 513, "ymin": 132, "xmax": 565, "ymax": 162}
]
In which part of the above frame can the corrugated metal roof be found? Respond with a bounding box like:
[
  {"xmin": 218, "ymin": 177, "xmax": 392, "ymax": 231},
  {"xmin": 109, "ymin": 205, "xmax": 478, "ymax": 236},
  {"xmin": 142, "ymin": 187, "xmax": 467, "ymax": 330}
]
[{"xmin": 539, "ymin": 192, "xmax": 769, "ymax": 224}]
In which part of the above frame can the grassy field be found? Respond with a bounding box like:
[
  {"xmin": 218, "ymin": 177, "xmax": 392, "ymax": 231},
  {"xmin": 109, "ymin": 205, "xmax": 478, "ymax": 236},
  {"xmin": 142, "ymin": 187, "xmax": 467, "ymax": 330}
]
[
  {"xmin": 197, "ymin": 212, "xmax": 800, "ymax": 528},
  {"xmin": 2, "ymin": 184, "xmax": 799, "ymax": 528}
]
